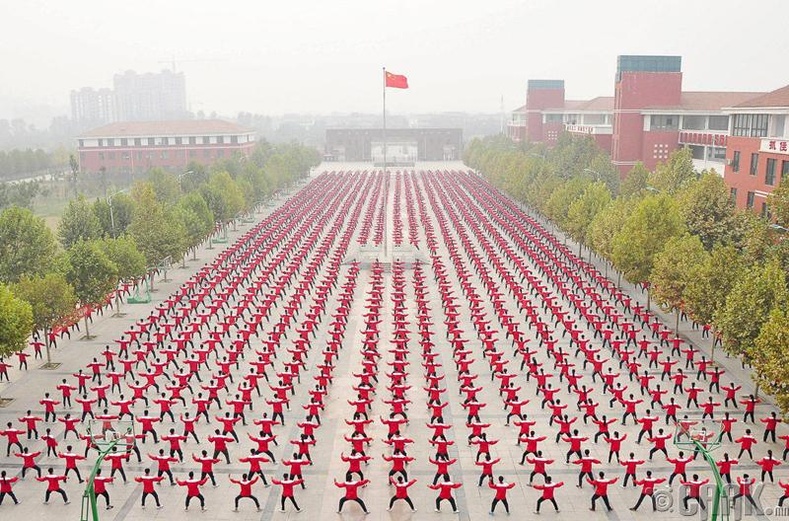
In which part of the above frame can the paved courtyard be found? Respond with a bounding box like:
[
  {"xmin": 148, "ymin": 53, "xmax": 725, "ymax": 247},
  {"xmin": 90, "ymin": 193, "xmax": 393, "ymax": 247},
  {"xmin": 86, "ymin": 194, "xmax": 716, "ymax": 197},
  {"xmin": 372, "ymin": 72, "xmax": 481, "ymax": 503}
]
[{"xmin": 0, "ymin": 162, "xmax": 784, "ymax": 520}]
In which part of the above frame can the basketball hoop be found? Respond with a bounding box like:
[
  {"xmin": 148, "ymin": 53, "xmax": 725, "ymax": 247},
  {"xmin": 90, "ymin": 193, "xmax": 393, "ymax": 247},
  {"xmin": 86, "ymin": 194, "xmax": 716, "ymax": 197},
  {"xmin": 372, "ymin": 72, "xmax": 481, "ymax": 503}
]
[
  {"xmin": 673, "ymin": 418, "xmax": 723, "ymax": 451},
  {"xmin": 85, "ymin": 418, "xmax": 134, "ymax": 453}
]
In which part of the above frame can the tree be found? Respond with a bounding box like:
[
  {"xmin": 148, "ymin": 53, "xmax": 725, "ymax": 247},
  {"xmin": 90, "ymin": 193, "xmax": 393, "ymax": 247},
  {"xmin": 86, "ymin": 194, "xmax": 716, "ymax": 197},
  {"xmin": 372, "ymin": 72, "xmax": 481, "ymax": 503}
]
[
  {"xmin": 565, "ymin": 182, "xmax": 611, "ymax": 250},
  {"xmin": 588, "ymin": 198, "xmax": 635, "ymax": 277},
  {"xmin": 611, "ymin": 194, "xmax": 686, "ymax": 285},
  {"xmin": 178, "ymin": 193, "xmax": 215, "ymax": 258},
  {"xmin": 677, "ymin": 171, "xmax": 736, "ymax": 249},
  {"xmin": 767, "ymin": 179, "xmax": 789, "ymax": 228},
  {"xmin": 545, "ymin": 177, "xmax": 590, "ymax": 228},
  {"xmin": 148, "ymin": 168, "xmax": 181, "ymax": 205},
  {"xmin": 715, "ymin": 259, "xmax": 788, "ymax": 360},
  {"xmin": 751, "ymin": 308, "xmax": 789, "ymax": 414},
  {"xmin": 59, "ymin": 194, "xmax": 102, "ymax": 249},
  {"xmin": 96, "ymin": 236, "xmax": 146, "ymax": 315},
  {"xmin": 0, "ymin": 206, "xmax": 57, "ymax": 283},
  {"xmin": 62, "ymin": 240, "xmax": 118, "ymax": 338},
  {"xmin": 684, "ymin": 244, "xmax": 744, "ymax": 327},
  {"xmin": 648, "ymin": 147, "xmax": 697, "ymax": 194},
  {"xmin": 93, "ymin": 192, "xmax": 135, "ymax": 238},
  {"xmin": 128, "ymin": 183, "xmax": 188, "ymax": 265},
  {"xmin": 649, "ymin": 234, "xmax": 708, "ymax": 331},
  {"xmin": 620, "ymin": 163, "xmax": 650, "ymax": 198},
  {"xmin": 69, "ymin": 154, "xmax": 79, "ymax": 197},
  {"xmin": 0, "ymin": 284, "xmax": 33, "ymax": 359},
  {"xmin": 200, "ymin": 171, "xmax": 245, "ymax": 222},
  {"xmin": 13, "ymin": 274, "xmax": 76, "ymax": 362}
]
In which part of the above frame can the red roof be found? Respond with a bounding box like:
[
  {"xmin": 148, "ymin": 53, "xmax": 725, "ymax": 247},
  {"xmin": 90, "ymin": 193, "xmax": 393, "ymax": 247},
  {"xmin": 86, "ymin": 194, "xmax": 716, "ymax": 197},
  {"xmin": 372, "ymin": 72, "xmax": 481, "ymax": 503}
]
[
  {"xmin": 643, "ymin": 91, "xmax": 766, "ymax": 112},
  {"xmin": 544, "ymin": 97, "xmax": 614, "ymax": 113},
  {"xmin": 733, "ymin": 85, "xmax": 789, "ymax": 108},
  {"xmin": 79, "ymin": 119, "xmax": 253, "ymax": 138}
]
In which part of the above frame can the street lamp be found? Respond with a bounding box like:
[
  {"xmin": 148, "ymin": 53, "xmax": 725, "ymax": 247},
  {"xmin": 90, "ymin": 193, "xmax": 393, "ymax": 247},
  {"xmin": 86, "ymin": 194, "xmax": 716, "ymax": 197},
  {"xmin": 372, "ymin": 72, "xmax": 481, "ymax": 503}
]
[
  {"xmin": 645, "ymin": 186, "xmax": 661, "ymax": 193},
  {"xmin": 107, "ymin": 189, "xmax": 129, "ymax": 239},
  {"xmin": 769, "ymin": 223, "xmax": 789, "ymax": 233}
]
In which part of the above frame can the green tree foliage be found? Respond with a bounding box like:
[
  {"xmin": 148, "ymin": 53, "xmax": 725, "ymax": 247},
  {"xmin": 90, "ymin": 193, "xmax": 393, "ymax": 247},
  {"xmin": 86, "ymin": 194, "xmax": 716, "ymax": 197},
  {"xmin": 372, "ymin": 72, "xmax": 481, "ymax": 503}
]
[
  {"xmin": 93, "ymin": 192, "xmax": 135, "ymax": 238},
  {"xmin": 620, "ymin": 163, "xmax": 650, "ymax": 198},
  {"xmin": 58, "ymin": 194, "xmax": 101, "ymax": 248},
  {"xmin": 611, "ymin": 194, "xmax": 686, "ymax": 283},
  {"xmin": 647, "ymin": 147, "xmax": 697, "ymax": 194},
  {"xmin": 62, "ymin": 240, "xmax": 118, "ymax": 338},
  {"xmin": 0, "ymin": 180, "xmax": 41, "ymax": 210},
  {"xmin": 13, "ymin": 273, "xmax": 76, "ymax": 362},
  {"xmin": 767, "ymin": 180, "xmax": 789, "ymax": 228},
  {"xmin": 683, "ymin": 245, "xmax": 744, "ymax": 326},
  {"xmin": 565, "ymin": 182, "xmax": 612, "ymax": 246},
  {"xmin": 549, "ymin": 133, "xmax": 605, "ymax": 180},
  {"xmin": 201, "ymin": 171, "xmax": 245, "ymax": 222},
  {"xmin": 752, "ymin": 308, "xmax": 789, "ymax": 414},
  {"xmin": 0, "ymin": 284, "xmax": 33, "ymax": 358},
  {"xmin": 587, "ymin": 198, "xmax": 635, "ymax": 260},
  {"xmin": 178, "ymin": 193, "xmax": 215, "ymax": 250},
  {"xmin": 545, "ymin": 177, "xmax": 590, "ymax": 227},
  {"xmin": 0, "ymin": 206, "xmax": 57, "ymax": 283},
  {"xmin": 0, "ymin": 147, "xmax": 53, "ymax": 179},
  {"xmin": 127, "ymin": 183, "xmax": 188, "ymax": 265},
  {"xmin": 715, "ymin": 259, "xmax": 788, "ymax": 359},
  {"xmin": 97, "ymin": 236, "xmax": 146, "ymax": 281},
  {"xmin": 650, "ymin": 234, "xmax": 708, "ymax": 314},
  {"xmin": 677, "ymin": 171, "xmax": 736, "ymax": 249},
  {"xmin": 148, "ymin": 167, "xmax": 181, "ymax": 205}
]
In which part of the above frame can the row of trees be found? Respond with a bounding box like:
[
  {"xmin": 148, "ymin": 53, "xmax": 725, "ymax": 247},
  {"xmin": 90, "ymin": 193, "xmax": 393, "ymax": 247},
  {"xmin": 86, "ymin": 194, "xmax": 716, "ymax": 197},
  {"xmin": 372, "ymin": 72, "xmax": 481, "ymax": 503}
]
[
  {"xmin": 0, "ymin": 146, "xmax": 69, "ymax": 180},
  {"xmin": 465, "ymin": 133, "xmax": 789, "ymax": 413},
  {"xmin": 0, "ymin": 141, "xmax": 320, "ymax": 360}
]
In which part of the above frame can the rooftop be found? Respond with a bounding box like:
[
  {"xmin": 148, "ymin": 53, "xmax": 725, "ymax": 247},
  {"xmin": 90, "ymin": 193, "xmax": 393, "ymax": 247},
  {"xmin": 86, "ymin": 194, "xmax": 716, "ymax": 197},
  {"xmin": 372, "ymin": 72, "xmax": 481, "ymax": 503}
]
[
  {"xmin": 79, "ymin": 119, "xmax": 253, "ymax": 138},
  {"xmin": 732, "ymin": 84, "xmax": 789, "ymax": 108}
]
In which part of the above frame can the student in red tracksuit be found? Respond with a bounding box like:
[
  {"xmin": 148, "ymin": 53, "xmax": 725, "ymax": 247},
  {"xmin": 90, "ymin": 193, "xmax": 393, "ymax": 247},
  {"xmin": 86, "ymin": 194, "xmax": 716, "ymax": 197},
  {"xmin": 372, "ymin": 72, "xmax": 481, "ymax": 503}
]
[
  {"xmin": 388, "ymin": 476, "xmax": 417, "ymax": 512},
  {"xmin": 533, "ymin": 475, "xmax": 563, "ymax": 513},
  {"xmin": 37, "ymin": 467, "xmax": 69, "ymax": 504},
  {"xmin": 134, "ymin": 468, "xmax": 164, "ymax": 509},
  {"xmin": 730, "ymin": 474, "xmax": 762, "ymax": 513},
  {"xmin": 272, "ymin": 473, "xmax": 303, "ymax": 513},
  {"xmin": 0, "ymin": 470, "xmax": 20, "ymax": 505},
  {"xmin": 177, "ymin": 471, "xmax": 208, "ymax": 511},
  {"xmin": 778, "ymin": 479, "xmax": 789, "ymax": 507},
  {"xmin": 335, "ymin": 477, "xmax": 370, "ymax": 514},
  {"xmin": 630, "ymin": 470, "xmax": 666, "ymax": 511},
  {"xmin": 587, "ymin": 471, "xmax": 617, "ymax": 511},
  {"xmin": 229, "ymin": 474, "xmax": 260, "ymax": 512},
  {"xmin": 680, "ymin": 474, "xmax": 709, "ymax": 510},
  {"xmin": 429, "ymin": 476, "xmax": 462, "ymax": 513},
  {"xmin": 14, "ymin": 446, "xmax": 42, "ymax": 478},
  {"xmin": 93, "ymin": 469, "xmax": 114, "ymax": 510},
  {"xmin": 756, "ymin": 450, "xmax": 782, "ymax": 483},
  {"xmin": 489, "ymin": 476, "xmax": 515, "ymax": 514}
]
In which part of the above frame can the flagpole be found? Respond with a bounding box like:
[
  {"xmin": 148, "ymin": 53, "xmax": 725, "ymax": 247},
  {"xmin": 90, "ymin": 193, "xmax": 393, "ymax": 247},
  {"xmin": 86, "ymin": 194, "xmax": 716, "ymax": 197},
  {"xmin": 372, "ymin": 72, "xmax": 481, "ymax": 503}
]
[{"xmin": 383, "ymin": 66, "xmax": 389, "ymax": 259}]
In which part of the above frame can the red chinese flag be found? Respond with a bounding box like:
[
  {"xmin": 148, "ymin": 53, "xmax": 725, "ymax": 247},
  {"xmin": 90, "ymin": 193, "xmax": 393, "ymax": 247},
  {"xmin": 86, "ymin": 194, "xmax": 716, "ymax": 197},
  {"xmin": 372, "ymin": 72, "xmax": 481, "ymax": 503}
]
[{"xmin": 385, "ymin": 71, "xmax": 409, "ymax": 89}]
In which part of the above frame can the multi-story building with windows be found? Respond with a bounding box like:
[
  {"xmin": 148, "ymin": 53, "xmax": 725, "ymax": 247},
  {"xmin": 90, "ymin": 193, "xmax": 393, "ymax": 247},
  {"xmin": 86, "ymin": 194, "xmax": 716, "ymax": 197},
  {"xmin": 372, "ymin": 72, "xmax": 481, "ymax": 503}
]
[
  {"xmin": 77, "ymin": 119, "xmax": 256, "ymax": 175},
  {"xmin": 70, "ymin": 87, "xmax": 116, "ymax": 127},
  {"xmin": 723, "ymin": 86, "xmax": 789, "ymax": 215},
  {"xmin": 508, "ymin": 55, "xmax": 789, "ymax": 211},
  {"xmin": 113, "ymin": 69, "xmax": 187, "ymax": 122}
]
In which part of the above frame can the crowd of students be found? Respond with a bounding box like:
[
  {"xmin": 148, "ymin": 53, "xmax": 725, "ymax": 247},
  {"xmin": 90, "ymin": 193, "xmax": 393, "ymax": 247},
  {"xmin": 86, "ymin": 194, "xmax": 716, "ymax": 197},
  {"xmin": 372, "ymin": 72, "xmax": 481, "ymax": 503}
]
[{"xmin": 0, "ymin": 168, "xmax": 787, "ymax": 517}]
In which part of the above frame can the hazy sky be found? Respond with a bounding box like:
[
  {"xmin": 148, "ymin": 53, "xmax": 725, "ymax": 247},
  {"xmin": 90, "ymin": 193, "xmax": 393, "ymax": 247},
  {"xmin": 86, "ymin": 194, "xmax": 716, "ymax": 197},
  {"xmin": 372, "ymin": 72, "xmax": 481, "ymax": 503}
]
[{"xmin": 2, "ymin": 0, "xmax": 788, "ymax": 119}]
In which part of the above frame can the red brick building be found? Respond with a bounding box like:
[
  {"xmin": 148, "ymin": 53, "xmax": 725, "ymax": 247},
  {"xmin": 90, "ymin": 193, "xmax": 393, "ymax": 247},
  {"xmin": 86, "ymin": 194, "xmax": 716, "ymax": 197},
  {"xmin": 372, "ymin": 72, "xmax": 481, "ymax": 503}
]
[
  {"xmin": 723, "ymin": 86, "xmax": 789, "ymax": 215},
  {"xmin": 77, "ymin": 119, "xmax": 256, "ymax": 175}
]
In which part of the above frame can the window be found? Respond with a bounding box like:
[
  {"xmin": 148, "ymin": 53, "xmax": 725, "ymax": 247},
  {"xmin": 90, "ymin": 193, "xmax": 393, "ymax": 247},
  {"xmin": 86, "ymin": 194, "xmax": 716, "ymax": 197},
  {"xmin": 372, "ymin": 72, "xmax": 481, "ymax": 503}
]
[
  {"xmin": 762, "ymin": 202, "xmax": 770, "ymax": 219},
  {"xmin": 107, "ymin": 138, "xmax": 114, "ymax": 146},
  {"xmin": 161, "ymin": 151, "xmax": 168, "ymax": 159},
  {"xmin": 216, "ymin": 136, "xmax": 225, "ymax": 144},
  {"xmin": 730, "ymin": 187, "xmax": 738, "ymax": 201},
  {"xmin": 544, "ymin": 114, "xmax": 563, "ymax": 123},
  {"xmin": 650, "ymin": 115, "xmax": 679, "ymax": 131},
  {"xmin": 175, "ymin": 137, "xmax": 182, "ymax": 145},
  {"xmin": 134, "ymin": 138, "xmax": 142, "ymax": 146},
  {"xmin": 189, "ymin": 137, "xmax": 197, "ymax": 145},
  {"xmin": 159, "ymin": 137, "xmax": 168, "ymax": 146},
  {"xmin": 78, "ymin": 139, "xmax": 84, "ymax": 147},
  {"xmin": 746, "ymin": 191, "xmax": 755, "ymax": 209},
  {"xmin": 707, "ymin": 147, "xmax": 726, "ymax": 162},
  {"xmin": 98, "ymin": 152, "xmax": 105, "ymax": 160},
  {"xmin": 122, "ymin": 152, "xmax": 130, "ymax": 160},
  {"xmin": 202, "ymin": 136, "xmax": 210, "ymax": 145},
  {"xmin": 108, "ymin": 152, "xmax": 115, "ymax": 160},
  {"xmin": 766, "ymin": 158, "xmax": 777, "ymax": 185},
  {"xmin": 708, "ymin": 116, "xmax": 729, "ymax": 131},
  {"xmin": 689, "ymin": 145, "xmax": 705, "ymax": 160},
  {"xmin": 732, "ymin": 151, "xmax": 740, "ymax": 172},
  {"xmin": 230, "ymin": 135, "xmax": 238, "ymax": 144},
  {"xmin": 147, "ymin": 138, "xmax": 155, "ymax": 146},
  {"xmin": 120, "ymin": 138, "xmax": 128, "ymax": 146},
  {"xmin": 98, "ymin": 139, "xmax": 104, "ymax": 147},
  {"xmin": 783, "ymin": 160, "xmax": 789, "ymax": 181},
  {"xmin": 750, "ymin": 153, "xmax": 759, "ymax": 176},
  {"xmin": 732, "ymin": 114, "xmax": 769, "ymax": 137},
  {"xmin": 682, "ymin": 115, "xmax": 705, "ymax": 130}
]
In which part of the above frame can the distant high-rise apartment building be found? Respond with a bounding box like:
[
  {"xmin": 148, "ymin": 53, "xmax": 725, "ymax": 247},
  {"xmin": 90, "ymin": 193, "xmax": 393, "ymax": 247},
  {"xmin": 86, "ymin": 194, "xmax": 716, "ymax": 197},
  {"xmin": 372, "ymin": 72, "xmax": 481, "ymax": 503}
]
[
  {"xmin": 70, "ymin": 87, "xmax": 116, "ymax": 126},
  {"xmin": 113, "ymin": 69, "xmax": 187, "ymax": 121}
]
